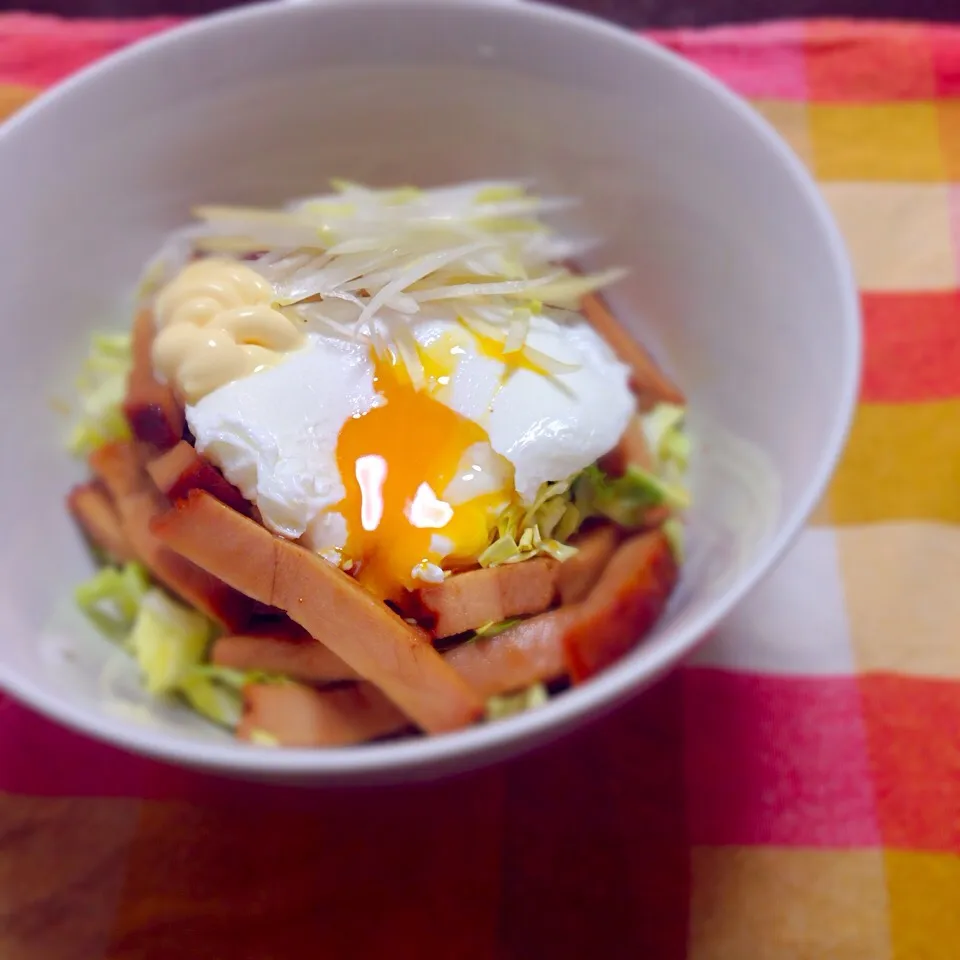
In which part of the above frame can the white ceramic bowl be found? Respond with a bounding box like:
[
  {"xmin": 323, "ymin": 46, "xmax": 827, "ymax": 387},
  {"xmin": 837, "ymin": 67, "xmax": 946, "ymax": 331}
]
[{"xmin": 0, "ymin": 0, "xmax": 859, "ymax": 782}]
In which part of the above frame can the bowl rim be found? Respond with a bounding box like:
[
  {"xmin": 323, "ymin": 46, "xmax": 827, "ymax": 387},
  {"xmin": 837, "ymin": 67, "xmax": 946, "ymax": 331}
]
[{"xmin": 0, "ymin": 0, "xmax": 862, "ymax": 779}]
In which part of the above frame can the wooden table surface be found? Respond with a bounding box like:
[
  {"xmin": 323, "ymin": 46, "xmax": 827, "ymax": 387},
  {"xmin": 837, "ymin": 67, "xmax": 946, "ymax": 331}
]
[{"xmin": 0, "ymin": 677, "xmax": 690, "ymax": 959}]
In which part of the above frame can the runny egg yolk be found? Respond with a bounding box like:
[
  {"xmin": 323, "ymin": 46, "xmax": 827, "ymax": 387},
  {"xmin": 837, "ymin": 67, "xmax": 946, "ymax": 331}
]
[
  {"xmin": 426, "ymin": 320, "xmax": 556, "ymax": 381},
  {"xmin": 336, "ymin": 344, "xmax": 506, "ymax": 601}
]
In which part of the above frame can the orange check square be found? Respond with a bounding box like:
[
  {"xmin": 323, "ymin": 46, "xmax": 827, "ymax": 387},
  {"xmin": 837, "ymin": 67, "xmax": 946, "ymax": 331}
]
[
  {"xmin": 887, "ymin": 851, "xmax": 960, "ymax": 960},
  {"xmin": 935, "ymin": 101, "xmax": 960, "ymax": 179},
  {"xmin": 809, "ymin": 103, "xmax": 945, "ymax": 181},
  {"xmin": 806, "ymin": 23, "xmax": 936, "ymax": 101},
  {"xmin": 0, "ymin": 84, "xmax": 37, "ymax": 124},
  {"xmin": 828, "ymin": 400, "xmax": 960, "ymax": 525}
]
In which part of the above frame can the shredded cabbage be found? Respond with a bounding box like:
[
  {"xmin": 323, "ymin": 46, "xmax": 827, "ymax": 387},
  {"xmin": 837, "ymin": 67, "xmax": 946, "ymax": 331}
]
[
  {"xmin": 78, "ymin": 569, "xmax": 244, "ymax": 727},
  {"xmin": 472, "ymin": 403, "xmax": 691, "ymax": 567},
  {"xmin": 663, "ymin": 517, "xmax": 685, "ymax": 562},
  {"xmin": 642, "ymin": 405, "xmax": 691, "ymax": 558},
  {"xmin": 68, "ymin": 332, "xmax": 132, "ymax": 456},
  {"xmin": 479, "ymin": 527, "xmax": 577, "ymax": 568},
  {"xmin": 486, "ymin": 683, "xmax": 549, "ymax": 721},
  {"xmin": 537, "ymin": 539, "xmax": 579, "ymax": 562},
  {"xmin": 178, "ymin": 668, "xmax": 244, "ymax": 729},
  {"xmin": 574, "ymin": 464, "xmax": 687, "ymax": 528},
  {"xmin": 664, "ymin": 431, "xmax": 691, "ymax": 471},
  {"xmin": 77, "ymin": 571, "xmax": 290, "ymax": 731},
  {"xmin": 478, "ymin": 534, "xmax": 520, "ymax": 567},
  {"xmin": 643, "ymin": 403, "xmax": 690, "ymax": 473},
  {"xmin": 480, "ymin": 474, "xmax": 585, "ymax": 568},
  {"xmin": 553, "ymin": 504, "xmax": 581, "ymax": 544},
  {"xmin": 176, "ymin": 664, "xmax": 290, "ymax": 728},
  {"xmin": 128, "ymin": 589, "xmax": 212, "ymax": 696},
  {"xmin": 474, "ymin": 618, "xmax": 524, "ymax": 638},
  {"xmin": 75, "ymin": 562, "xmax": 150, "ymax": 640},
  {"xmin": 248, "ymin": 729, "xmax": 280, "ymax": 747},
  {"xmin": 572, "ymin": 404, "xmax": 691, "ymax": 529}
]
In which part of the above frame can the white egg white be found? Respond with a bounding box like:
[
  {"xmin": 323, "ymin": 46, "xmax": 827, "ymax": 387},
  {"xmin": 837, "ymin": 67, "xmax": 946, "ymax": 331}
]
[
  {"xmin": 421, "ymin": 315, "xmax": 635, "ymax": 501},
  {"xmin": 187, "ymin": 334, "xmax": 377, "ymax": 551}
]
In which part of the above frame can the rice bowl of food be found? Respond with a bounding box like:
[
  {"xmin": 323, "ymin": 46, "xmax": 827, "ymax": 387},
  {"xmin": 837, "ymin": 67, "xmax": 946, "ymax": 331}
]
[{"xmin": 0, "ymin": 0, "xmax": 859, "ymax": 780}]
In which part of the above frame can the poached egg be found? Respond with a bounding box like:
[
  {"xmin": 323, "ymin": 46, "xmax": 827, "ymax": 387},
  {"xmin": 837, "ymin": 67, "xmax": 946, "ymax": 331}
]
[{"xmin": 187, "ymin": 314, "xmax": 633, "ymax": 600}]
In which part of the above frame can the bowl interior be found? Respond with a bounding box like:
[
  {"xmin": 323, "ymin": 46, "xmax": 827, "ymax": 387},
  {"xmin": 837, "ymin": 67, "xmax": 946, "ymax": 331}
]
[{"xmin": 0, "ymin": 0, "xmax": 858, "ymax": 780}]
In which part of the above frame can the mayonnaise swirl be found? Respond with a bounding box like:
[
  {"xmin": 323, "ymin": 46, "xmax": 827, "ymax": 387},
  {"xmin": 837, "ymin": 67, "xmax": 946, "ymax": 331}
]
[{"xmin": 152, "ymin": 258, "xmax": 304, "ymax": 404}]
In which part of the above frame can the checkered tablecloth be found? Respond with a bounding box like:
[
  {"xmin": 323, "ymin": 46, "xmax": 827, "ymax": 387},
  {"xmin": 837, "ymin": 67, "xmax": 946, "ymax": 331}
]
[{"xmin": 1, "ymin": 15, "xmax": 958, "ymax": 959}]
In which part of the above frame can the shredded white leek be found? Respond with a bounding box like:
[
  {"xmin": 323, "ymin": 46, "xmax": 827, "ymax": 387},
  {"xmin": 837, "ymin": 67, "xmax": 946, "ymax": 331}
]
[{"xmin": 142, "ymin": 180, "xmax": 624, "ymax": 384}]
